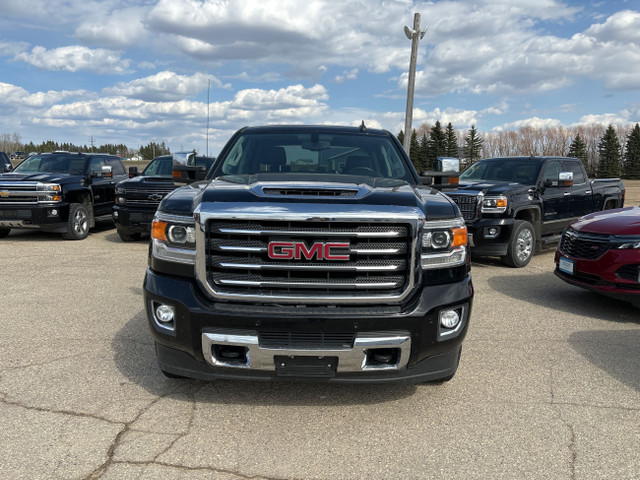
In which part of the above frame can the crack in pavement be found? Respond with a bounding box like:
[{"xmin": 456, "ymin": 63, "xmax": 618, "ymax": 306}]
[
  {"xmin": 0, "ymin": 395, "xmax": 123, "ymax": 426},
  {"xmin": 108, "ymin": 459, "xmax": 291, "ymax": 480},
  {"xmin": 549, "ymin": 364, "xmax": 577, "ymax": 480},
  {"xmin": 84, "ymin": 387, "xmax": 182, "ymax": 479},
  {"xmin": 84, "ymin": 383, "xmax": 291, "ymax": 480}
]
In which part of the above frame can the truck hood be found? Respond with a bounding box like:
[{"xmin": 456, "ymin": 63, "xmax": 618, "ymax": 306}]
[
  {"xmin": 117, "ymin": 175, "xmax": 175, "ymax": 188},
  {"xmin": 0, "ymin": 172, "xmax": 84, "ymax": 185},
  {"xmin": 452, "ymin": 180, "xmax": 531, "ymax": 196},
  {"xmin": 571, "ymin": 206, "xmax": 640, "ymax": 236},
  {"xmin": 160, "ymin": 174, "xmax": 458, "ymax": 220}
]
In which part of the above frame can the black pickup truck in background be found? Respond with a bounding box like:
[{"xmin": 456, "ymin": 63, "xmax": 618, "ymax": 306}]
[
  {"xmin": 0, "ymin": 151, "xmax": 127, "ymax": 240},
  {"xmin": 445, "ymin": 156, "xmax": 625, "ymax": 267},
  {"xmin": 113, "ymin": 152, "xmax": 215, "ymax": 241}
]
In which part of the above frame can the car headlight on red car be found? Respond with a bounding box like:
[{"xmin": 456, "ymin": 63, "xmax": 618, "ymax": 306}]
[{"xmin": 613, "ymin": 236, "xmax": 640, "ymax": 249}]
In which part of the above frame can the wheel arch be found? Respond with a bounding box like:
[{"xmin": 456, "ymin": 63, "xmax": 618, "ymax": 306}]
[{"xmin": 514, "ymin": 206, "xmax": 541, "ymax": 244}]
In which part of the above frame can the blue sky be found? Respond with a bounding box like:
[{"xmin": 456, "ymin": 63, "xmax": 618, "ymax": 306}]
[{"xmin": 1, "ymin": 0, "xmax": 639, "ymax": 155}]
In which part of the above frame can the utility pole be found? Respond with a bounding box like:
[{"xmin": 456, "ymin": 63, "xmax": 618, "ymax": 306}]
[
  {"xmin": 206, "ymin": 77, "xmax": 211, "ymax": 158},
  {"xmin": 403, "ymin": 13, "xmax": 427, "ymax": 155}
]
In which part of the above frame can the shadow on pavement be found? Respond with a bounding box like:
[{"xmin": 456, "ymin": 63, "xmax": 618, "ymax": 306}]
[
  {"xmin": 112, "ymin": 305, "xmax": 419, "ymax": 406},
  {"xmin": 486, "ymin": 270, "xmax": 639, "ymax": 324},
  {"xmin": 569, "ymin": 329, "xmax": 640, "ymax": 391}
]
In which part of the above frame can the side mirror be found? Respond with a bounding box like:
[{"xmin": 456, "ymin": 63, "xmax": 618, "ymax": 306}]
[
  {"xmin": 436, "ymin": 157, "xmax": 460, "ymax": 174},
  {"xmin": 101, "ymin": 165, "xmax": 113, "ymax": 178},
  {"xmin": 546, "ymin": 172, "xmax": 573, "ymax": 187},
  {"xmin": 128, "ymin": 166, "xmax": 139, "ymax": 178},
  {"xmin": 558, "ymin": 171, "xmax": 573, "ymax": 187},
  {"xmin": 420, "ymin": 157, "xmax": 461, "ymax": 189}
]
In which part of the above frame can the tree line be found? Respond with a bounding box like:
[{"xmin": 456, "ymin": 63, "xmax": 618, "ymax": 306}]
[
  {"xmin": 0, "ymin": 133, "xmax": 171, "ymax": 161},
  {"xmin": 399, "ymin": 122, "xmax": 640, "ymax": 179}
]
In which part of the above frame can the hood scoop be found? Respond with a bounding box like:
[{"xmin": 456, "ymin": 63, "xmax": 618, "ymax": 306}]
[{"xmin": 261, "ymin": 187, "xmax": 359, "ymax": 198}]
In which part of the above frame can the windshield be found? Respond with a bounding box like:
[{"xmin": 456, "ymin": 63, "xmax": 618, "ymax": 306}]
[
  {"xmin": 142, "ymin": 156, "xmax": 173, "ymax": 177},
  {"xmin": 12, "ymin": 154, "xmax": 87, "ymax": 175},
  {"xmin": 212, "ymin": 131, "xmax": 413, "ymax": 182},
  {"xmin": 460, "ymin": 158, "xmax": 541, "ymax": 184}
]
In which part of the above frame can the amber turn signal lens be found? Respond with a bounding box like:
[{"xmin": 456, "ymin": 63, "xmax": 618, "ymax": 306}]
[
  {"xmin": 451, "ymin": 227, "xmax": 468, "ymax": 247},
  {"xmin": 151, "ymin": 220, "xmax": 168, "ymax": 241}
]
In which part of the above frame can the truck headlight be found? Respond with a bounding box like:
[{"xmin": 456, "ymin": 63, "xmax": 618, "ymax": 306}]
[
  {"xmin": 421, "ymin": 218, "xmax": 467, "ymax": 269},
  {"xmin": 151, "ymin": 215, "xmax": 196, "ymax": 264},
  {"xmin": 481, "ymin": 196, "xmax": 507, "ymax": 213},
  {"xmin": 37, "ymin": 183, "xmax": 62, "ymax": 203}
]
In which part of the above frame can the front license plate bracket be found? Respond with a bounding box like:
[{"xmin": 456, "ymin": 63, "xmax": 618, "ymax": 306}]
[
  {"xmin": 274, "ymin": 355, "xmax": 338, "ymax": 377},
  {"xmin": 559, "ymin": 256, "xmax": 574, "ymax": 275}
]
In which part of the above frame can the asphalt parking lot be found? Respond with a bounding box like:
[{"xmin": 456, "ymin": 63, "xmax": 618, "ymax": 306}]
[{"xmin": 1, "ymin": 226, "xmax": 639, "ymax": 479}]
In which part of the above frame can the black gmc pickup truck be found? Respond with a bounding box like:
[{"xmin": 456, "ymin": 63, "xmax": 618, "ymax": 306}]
[
  {"xmin": 144, "ymin": 125, "xmax": 474, "ymax": 383},
  {"xmin": 445, "ymin": 156, "xmax": 625, "ymax": 267},
  {"xmin": 113, "ymin": 152, "xmax": 215, "ymax": 241},
  {"xmin": 0, "ymin": 151, "xmax": 127, "ymax": 239}
]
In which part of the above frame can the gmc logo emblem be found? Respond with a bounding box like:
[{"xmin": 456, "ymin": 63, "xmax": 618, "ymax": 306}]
[{"xmin": 268, "ymin": 241, "xmax": 350, "ymax": 261}]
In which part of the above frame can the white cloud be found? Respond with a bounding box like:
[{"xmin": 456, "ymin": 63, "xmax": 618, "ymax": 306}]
[
  {"xmin": 0, "ymin": 83, "xmax": 85, "ymax": 108},
  {"xmin": 584, "ymin": 10, "xmax": 640, "ymax": 44},
  {"xmin": 14, "ymin": 46, "xmax": 131, "ymax": 74},
  {"xmin": 75, "ymin": 7, "xmax": 148, "ymax": 48},
  {"xmin": 334, "ymin": 69, "xmax": 359, "ymax": 84},
  {"xmin": 0, "ymin": 41, "xmax": 29, "ymax": 57},
  {"xmin": 104, "ymin": 71, "xmax": 219, "ymax": 101},
  {"xmin": 576, "ymin": 113, "xmax": 631, "ymax": 126},
  {"xmin": 497, "ymin": 117, "xmax": 563, "ymax": 130}
]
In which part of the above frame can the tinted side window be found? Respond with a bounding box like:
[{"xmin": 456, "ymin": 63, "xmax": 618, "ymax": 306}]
[
  {"xmin": 562, "ymin": 161, "xmax": 586, "ymax": 184},
  {"xmin": 542, "ymin": 161, "xmax": 561, "ymax": 182},
  {"xmin": 104, "ymin": 156, "xmax": 126, "ymax": 175}
]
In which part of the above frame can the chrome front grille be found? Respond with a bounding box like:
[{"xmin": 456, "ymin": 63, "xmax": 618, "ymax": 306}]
[
  {"xmin": 202, "ymin": 218, "xmax": 415, "ymax": 303},
  {"xmin": 447, "ymin": 194, "xmax": 479, "ymax": 222},
  {"xmin": 558, "ymin": 229, "xmax": 611, "ymax": 260},
  {"xmin": 0, "ymin": 183, "xmax": 38, "ymax": 204},
  {"xmin": 124, "ymin": 186, "xmax": 175, "ymax": 208}
]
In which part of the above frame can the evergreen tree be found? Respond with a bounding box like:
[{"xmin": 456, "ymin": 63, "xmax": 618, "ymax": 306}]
[
  {"xmin": 396, "ymin": 130, "xmax": 404, "ymax": 147},
  {"xmin": 444, "ymin": 122, "xmax": 458, "ymax": 158},
  {"xmin": 462, "ymin": 125, "xmax": 483, "ymax": 167},
  {"xmin": 623, "ymin": 123, "xmax": 640, "ymax": 179},
  {"xmin": 425, "ymin": 121, "xmax": 446, "ymax": 170},
  {"xmin": 418, "ymin": 133, "xmax": 429, "ymax": 172},
  {"xmin": 568, "ymin": 134, "xmax": 589, "ymax": 174},
  {"xmin": 409, "ymin": 129, "xmax": 421, "ymax": 171},
  {"xmin": 597, "ymin": 125, "xmax": 622, "ymax": 178}
]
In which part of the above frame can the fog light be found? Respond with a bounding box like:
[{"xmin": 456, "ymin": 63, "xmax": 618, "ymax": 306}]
[
  {"xmin": 440, "ymin": 309, "xmax": 461, "ymax": 329},
  {"xmin": 49, "ymin": 209, "xmax": 58, "ymax": 216},
  {"xmin": 113, "ymin": 210, "xmax": 119, "ymax": 219},
  {"xmin": 155, "ymin": 304, "xmax": 175, "ymax": 323},
  {"xmin": 485, "ymin": 227, "xmax": 500, "ymax": 239}
]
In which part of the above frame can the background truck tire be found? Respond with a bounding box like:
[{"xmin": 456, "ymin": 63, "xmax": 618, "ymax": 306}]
[
  {"xmin": 62, "ymin": 203, "xmax": 90, "ymax": 240},
  {"xmin": 0, "ymin": 228, "xmax": 10, "ymax": 238},
  {"xmin": 502, "ymin": 220, "xmax": 535, "ymax": 268}
]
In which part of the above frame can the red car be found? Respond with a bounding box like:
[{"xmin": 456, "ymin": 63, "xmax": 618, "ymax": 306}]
[{"xmin": 555, "ymin": 206, "xmax": 640, "ymax": 307}]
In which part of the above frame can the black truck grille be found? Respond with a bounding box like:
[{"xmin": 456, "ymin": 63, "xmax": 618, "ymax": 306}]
[
  {"xmin": 259, "ymin": 331, "xmax": 355, "ymax": 349},
  {"xmin": 558, "ymin": 229, "xmax": 611, "ymax": 259},
  {"xmin": 447, "ymin": 194, "xmax": 478, "ymax": 222},
  {"xmin": 204, "ymin": 219, "xmax": 413, "ymax": 299},
  {"xmin": 124, "ymin": 186, "xmax": 175, "ymax": 208}
]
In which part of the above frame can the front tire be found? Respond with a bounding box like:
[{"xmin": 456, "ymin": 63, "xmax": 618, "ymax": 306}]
[
  {"xmin": 62, "ymin": 203, "xmax": 90, "ymax": 240},
  {"xmin": 502, "ymin": 220, "xmax": 535, "ymax": 268},
  {"xmin": 0, "ymin": 228, "xmax": 10, "ymax": 238}
]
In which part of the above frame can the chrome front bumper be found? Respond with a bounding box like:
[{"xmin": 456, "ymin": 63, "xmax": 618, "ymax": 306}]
[{"xmin": 201, "ymin": 330, "xmax": 411, "ymax": 373}]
